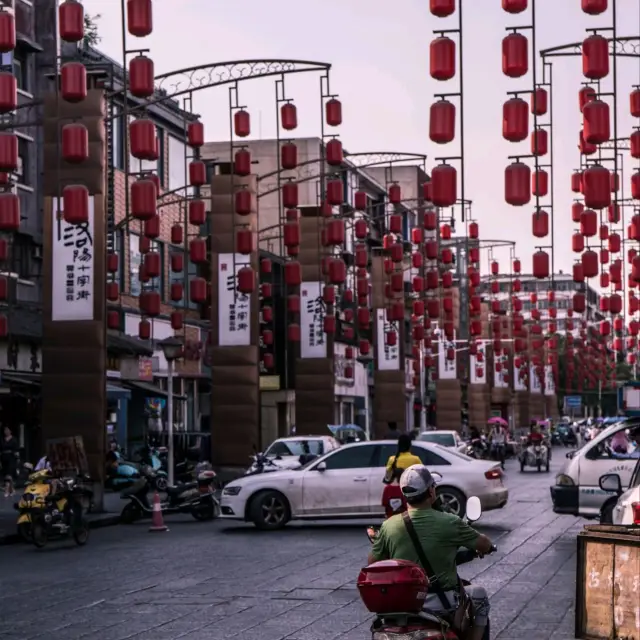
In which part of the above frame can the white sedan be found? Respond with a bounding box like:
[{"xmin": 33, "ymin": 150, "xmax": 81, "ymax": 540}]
[
  {"xmin": 221, "ymin": 440, "xmax": 508, "ymax": 530},
  {"xmin": 417, "ymin": 430, "xmax": 467, "ymax": 453},
  {"xmin": 599, "ymin": 459, "xmax": 640, "ymax": 526}
]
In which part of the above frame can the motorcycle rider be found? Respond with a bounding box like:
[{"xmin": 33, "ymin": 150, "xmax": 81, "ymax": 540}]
[
  {"xmin": 610, "ymin": 427, "xmax": 640, "ymax": 458},
  {"xmin": 489, "ymin": 424, "xmax": 506, "ymax": 470},
  {"xmin": 368, "ymin": 465, "xmax": 493, "ymax": 640}
]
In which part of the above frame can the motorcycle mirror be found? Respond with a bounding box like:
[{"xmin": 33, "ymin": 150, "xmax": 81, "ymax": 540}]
[
  {"xmin": 366, "ymin": 526, "xmax": 379, "ymax": 543},
  {"xmin": 465, "ymin": 496, "xmax": 482, "ymax": 522}
]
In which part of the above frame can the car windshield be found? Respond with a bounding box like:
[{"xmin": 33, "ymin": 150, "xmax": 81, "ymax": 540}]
[
  {"xmin": 630, "ymin": 460, "xmax": 640, "ymax": 488},
  {"xmin": 265, "ymin": 440, "xmax": 323, "ymax": 457},
  {"xmin": 418, "ymin": 432, "xmax": 455, "ymax": 447}
]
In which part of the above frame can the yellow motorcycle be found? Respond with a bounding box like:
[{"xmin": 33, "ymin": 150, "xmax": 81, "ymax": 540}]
[{"xmin": 15, "ymin": 465, "xmax": 67, "ymax": 541}]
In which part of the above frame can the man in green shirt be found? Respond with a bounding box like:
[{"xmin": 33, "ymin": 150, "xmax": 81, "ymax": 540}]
[{"xmin": 368, "ymin": 465, "xmax": 493, "ymax": 640}]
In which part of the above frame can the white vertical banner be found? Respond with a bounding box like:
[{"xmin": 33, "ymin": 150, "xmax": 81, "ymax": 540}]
[
  {"xmin": 530, "ymin": 362, "xmax": 542, "ymax": 394},
  {"xmin": 300, "ymin": 281, "xmax": 326, "ymax": 358},
  {"xmin": 218, "ymin": 253, "xmax": 251, "ymax": 346},
  {"xmin": 513, "ymin": 359, "xmax": 527, "ymax": 392},
  {"xmin": 544, "ymin": 364, "xmax": 555, "ymax": 396},
  {"xmin": 376, "ymin": 308, "xmax": 400, "ymax": 370},
  {"xmin": 438, "ymin": 333, "xmax": 457, "ymax": 380},
  {"xmin": 470, "ymin": 341, "xmax": 486, "ymax": 384},
  {"xmin": 51, "ymin": 196, "xmax": 95, "ymax": 321},
  {"xmin": 493, "ymin": 351, "xmax": 509, "ymax": 389}
]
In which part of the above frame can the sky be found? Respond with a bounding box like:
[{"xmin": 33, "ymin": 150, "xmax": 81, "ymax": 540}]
[{"xmin": 81, "ymin": 0, "xmax": 640, "ymax": 276}]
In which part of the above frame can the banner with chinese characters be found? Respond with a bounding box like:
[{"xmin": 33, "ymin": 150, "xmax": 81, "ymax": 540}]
[
  {"xmin": 300, "ymin": 281, "xmax": 326, "ymax": 358},
  {"xmin": 470, "ymin": 341, "xmax": 486, "ymax": 384},
  {"xmin": 544, "ymin": 364, "xmax": 555, "ymax": 396},
  {"xmin": 51, "ymin": 196, "xmax": 95, "ymax": 321},
  {"xmin": 438, "ymin": 333, "xmax": 457, "ymax": 380},
  {"xmin": 514, "ymin": 360, "xmax": 527, "ymax": 391},
  {"xmin": 376, "ymin": 308, "xmax": 400, "ymax": 370},
  {"xmin": 218, "ymin": 253, "xmax": 252, "ymax": 347},
  {"xmin": 530, "ymin": 362, "xmax": 542, "ymax": 394},
  {"xmin": 493, "ymin": 349, "xmax": 509, "ymax": 389}
]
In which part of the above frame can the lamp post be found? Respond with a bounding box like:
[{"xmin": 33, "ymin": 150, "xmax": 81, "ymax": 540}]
[{"xmin": 158, "ymin": 337, "xmax": 183, "ymax": 487}]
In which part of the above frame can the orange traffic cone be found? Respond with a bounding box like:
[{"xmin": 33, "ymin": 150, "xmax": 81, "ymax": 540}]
[{"xmin": 149, "ymin": 491, "xmax": 168, "ymax": 532}]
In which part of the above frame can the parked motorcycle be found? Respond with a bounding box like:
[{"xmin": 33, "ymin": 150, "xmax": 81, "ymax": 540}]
[
  {"xmin": 105, "ymin": 448, "xmax": 168, "ymax": 492},
  {"xmin": 465, "ymin": 437, "xmax": 488, "ymax": 459},
  {"xmin": 360, "ymin": 496, "xmax": 495, "ymax": 640},
  {"xmin": 245, "ymin": 452, "xmax": 282, "ymax": 476},
  {"xmin": 120, "ymin": 463, "xmax": 219, "ymax": 524},
  {"xmin": 26, "ymin": 475, "xmax": 93, "ymax": 548},
  {"xmin": 519, "ymin": 442, "xmax": 550, "ymax": 472}
]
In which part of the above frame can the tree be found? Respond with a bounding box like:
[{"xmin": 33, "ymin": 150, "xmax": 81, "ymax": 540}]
[{"xmin": 83, "ymin": 13, "xmax": 101, "ymax": 48}]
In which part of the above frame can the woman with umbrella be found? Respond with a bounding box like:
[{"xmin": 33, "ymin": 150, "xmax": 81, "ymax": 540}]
[{"xmin": 488, "ymin": 417, "xmax": 508, "ymax": 470}]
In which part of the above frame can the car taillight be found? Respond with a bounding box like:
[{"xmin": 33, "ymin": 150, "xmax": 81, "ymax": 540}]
[
  {"xmin": 485, "ymin": 469, "xmax": 502, "ymax": 480},
  {"xmin": 632, "ymin": 502, "xmax": 640, "ymax": 525}
]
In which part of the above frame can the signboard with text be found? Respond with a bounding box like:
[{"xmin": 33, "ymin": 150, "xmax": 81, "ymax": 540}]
[
  {"xmin": 300, "ymin": 282, "xmax": 326, "ymax": 358},
  {"xmin": 376, "ymin": 309, "xmax": 400, "ymax": 370},
  {"xmin": 218, "ymin": 253, "xmax": 251, "ymax": 346}
]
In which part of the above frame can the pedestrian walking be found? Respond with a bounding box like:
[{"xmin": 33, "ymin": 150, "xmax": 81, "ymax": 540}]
[
  {"xmin": 1, "ymin": 426, "xmax": 19, "ymax": 497},
  {"xmin": 489, "ymin": 424, "xmax": 506, "ymax": 470}
]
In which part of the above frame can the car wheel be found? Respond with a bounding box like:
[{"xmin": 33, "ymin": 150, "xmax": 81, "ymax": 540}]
[
  {"xmin": 599, "ymin": 500, "xmax": 615, "ymax": 525},
  {"xmin": 435, "ymin": 487, "xmax": 466, "ymax": 518},
  {"xmin": 249, "ymin": 490, "xmax": 290, "ymax": 530}
]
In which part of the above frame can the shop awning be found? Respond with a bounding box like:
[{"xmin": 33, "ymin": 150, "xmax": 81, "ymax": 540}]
[
  {"xmin": 107, "ymin": 384, "xmax": 131, "ymax": 400},
  {"xmin": 121, "ymin": 379, "xmax": 186, "ymax": 400},
  {"xmin": 107, "ymin": 332, "xmax": 153, "ymax": 357}
]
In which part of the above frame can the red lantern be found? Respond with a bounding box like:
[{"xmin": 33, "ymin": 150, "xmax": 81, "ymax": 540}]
[
  {"xmin": 582, "ymin": 249, "xmax": 599, "ymax": 278},
  {"xmin": 572, "ymin": 233, "xmax": 584, "ymax": 253},
  {"xmin": 62, "ymin": 185, "xmax": 89, "ymax": 224},
  {"xmin": 582, "ymin": 0, "xmax": 607, "ymax": 14},
  {"xmin": 287, "ymin": 324, "xmax": 300, "ymax": 342},
  {"xmin": 583, "ymin": 165, "xmax": 611, "ymax": 209},
  {"xmin": 631, "ymin": 89, "xmax": 640, "ymax": 117},
  {"xmin": 144, "ymin": 215, "xmax": 160, "ymax": 239},
  {"xmin": 430, "ymin": 0, "xmax": 455, "ymax": 17},
  {"xmin": 59, "ymin": 0, "xmax": 84, "ymax": 41},
  {"xmin": 502, "ymin": 33, "xmax": 528, "ymax": 78},
  {"xmin": 505, "ymin": 162, "xmax": 531, "ymax": 206},
  {"xmin": 144, "ymin": 251, "xmax": 161, "ymax": 278},
  {"xmin": 329, "ymin": 259, "xmax": 346, "ymax": 285},
  {"xmin": 531, "ymin": 128, "xmax": 548, "ymax": 156},
  {"xmin": 431, "ymin": 163, "xmax": 457, "ymax": 207},
  {"xmin": 503, "ymin": 97, "xmax": 528, "ymax": 142},
  {"xmin": 0, "ymin": 132, "xmax": 16, "ymax": 172},
  {"xmin": 582, "ymin": 34, "xmax": 609, "ymax": 79},
  {"xmin": 138, "ymin": 319, "xmax": 151, "ymax": 340},
  {"xmin": 283, "ymin": 221, "xmax": 300, "ymax": 248},
  {"xmin": 237, "ymin": 267, "xmax": 255, "ymax": 294},
  {"xmin": 187, "ymin": 121, "xmax": 204, "ymax": 147},
  {"xmin": 429, "ymin": 100, "xmax": 455, "ymax": 144},
  {"xmin": 532, "ymin": 211, "xmax": 549, "ymax": 238},
  {"xmin": 573, "ymin": 293, "xmax": 586, "ymax": 313},
  {"xmin": 236, "ymin": 229, "xmax": 253, "ymax": 255},
  {"xmin": 129, "ymin": 118, "xmax": 156, "ymax": 160},
  {"xmin": 354, "ymin": 191, "xmax": 367, "ymax": 211},
  {"xmin": 532, "ymin": 250, "xmax": 549, "ymax": 279},
  {"xmin": 632, "ymin": 171, "xmax": 640, "ymax": 200},
  {"xmin": 127, "ymin": 0, "xmax": 152, "ymax": 37},
  {"xmin": 572, "ymin": 201, "xmax": 584, "ymax": 223},
  {"xmin": 281, "ymin": 102, "xmax": 297, "ymax": 130},
  {"xmin": 580, "ymin": 209, "xmax": 598, "ymax": 237},
  {"xmin": 282, "ymin": 183, "xmax": 298, "ymax": 208},
  {"xmin": 189, "ymin": 161, "xmax": 206, "ymax": 186},
  {"xmin": 170, "ymin": 224, "xmax": 183, "ymax": 245},
  {"xmin": 579, "ymin": 85, "xmax": 597, "ymax": 112},
  {"xmin": 189, "ymin": 277, "xmax": 207, "ymax": 303},
  {"xmin": 579, "ymin": 129, "xmax": 597, "ymax": 155},
  {"xmin": 129, "ymin": 55, "xmax": 154, "ymax": 98},
  {"xmin": 107, "ymin": 253, "xmax": 118, "ymax": 273},
  {"xmin": 60, "ymin": 62, "xmax": 87, "ymax": 102},
  {"xmin": 532, "ymin": 169, "xmax": 548, "ymax": 197},
  {"xmin": 233, "ymin": 149, "xmax": 251, "ymax": 176},
  {"xmin": 131, "ymin": 179, "xmax": 157, "ymax": 220},
  {"xmin": 326, "ymin": 138, "xmax": 343, "ymax": 166},
  {"xmin": 325, "ymin": 98, "xmax": 342, "ymax": 126},
  {"xmin": 285, "ymin": 261, "xmax": 301, "ymax": 286},
  {"xmin": 0, "ymin": 12, "xmax": 15, "ymax": 53},
  {"xmin": 531, "ymin": 87, "xmax": 547, "ymax": 115},
  {"xmin": 187, "ymin": 200, "xmax": 206, "ymax": 226},
  {"xmin": 189, "ymin": 239, "xmax": 207, "ymax": 264},
  {"xmin": 468, "ymin": 221, "xmax": 479, "ymax": 239},
  {"xmin": 571, "ymin": 171, "xmax": 582, "ymax": 193},
  {"xmin": 583, "ymin": 99, "xmax": 610, "ymax": 144},
  {"xmin": 234, "ymin": 110, "xmax": 250, "ymax": 137},
  {"xmin": 235, "ymin": 189, "xmax": 252, "ymax": 216},
  {"xmin": 430, "ymin": 37, "xmax": 455, "ymax": 81}
]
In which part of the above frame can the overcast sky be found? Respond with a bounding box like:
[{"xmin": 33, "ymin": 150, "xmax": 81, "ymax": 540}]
[{"xmin": 81, "ymin": 0, "xmax": 640, "ymax": 276}]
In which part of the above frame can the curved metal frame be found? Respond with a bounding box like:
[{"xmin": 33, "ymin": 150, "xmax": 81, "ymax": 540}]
[{"xmin": 539, "ymin": 35, "xmax": 639, "ymax": 59}]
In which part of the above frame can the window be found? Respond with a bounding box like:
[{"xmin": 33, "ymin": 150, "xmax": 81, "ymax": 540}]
[
  {"xmin": 16, "ymin": 137, "xmax": 29, "ymax": 185},
  {"xmin": 129, "ymin": 233, "xmax": 163, "ymax": 297},
  {"xmin": 322, "ymin": 445, "xmax": 376, "ymax": 470},
  {"xmin": 418, "ymin": 432, "xmax": 456, "ymax": 447},
  {"xmin": 168, "ymin": 135, "xmax": 187, "ymax": 192},
  {"xmin": 587, "ymin": 428, "xmax": 636, "ymax": 460},
  {"xmin": 266, "ymin": 440, "xmax": 325, "ymax": 457},
  {"xmin": 413, "ymin": 446, "xmax": 450, "ymax": 466},
  {"xmin": 12, "ymin": 49, "xmax": 29, "ymax": 93},
  {"xmin": 169, "ymin": 245, "xmax": 197, "ymax": 309}
]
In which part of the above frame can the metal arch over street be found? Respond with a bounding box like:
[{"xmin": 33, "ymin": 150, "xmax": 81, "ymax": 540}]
[{"xmin": 540, "ymin": 35, "xmax": 640, "ymax": 59}]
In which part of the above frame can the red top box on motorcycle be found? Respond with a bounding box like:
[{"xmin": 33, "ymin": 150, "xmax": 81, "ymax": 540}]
[{"xmin": 357, "ymin": 560, "xmax": 428, "ymax": 614}]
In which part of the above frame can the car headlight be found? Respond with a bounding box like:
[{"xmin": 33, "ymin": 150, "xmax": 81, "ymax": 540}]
[
  {"xmin": 223, "ymin": 485, "xmax": 242, "ymax": 496},
  {"xmin": 555, "ymin": 474, "xmax": 575, "ymax": 486}
]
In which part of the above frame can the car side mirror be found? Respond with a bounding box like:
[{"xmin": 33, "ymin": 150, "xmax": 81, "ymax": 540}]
[
  {"xmin": 599, "ymin": 473, "xmax": 622, "ymax": 494},
  {"xmin": 465, "ymin": 496, "xmax": 482, "ymax": 522},
  {"xmin": 316, "ymin": 461, "xmax": 327, "ymax": 472}
]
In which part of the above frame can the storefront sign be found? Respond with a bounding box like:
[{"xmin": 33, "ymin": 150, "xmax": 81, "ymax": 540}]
[
  {"xmin": 218, "ymin": 253, "xmax": 251, "ymax": 347},
  {"xmin": 138, "ymin": 357, "xmax": 153, "ymax": 381},
  {"xmin": 470, "ymin": 341, "xmax": 486, "ymax": 384},
  {"xmin": 376, "ymin": 309, "xmax": 400, "ymax": 370},
  {"xmin": 300, "ymin": 281, "xmax": 326, "ymax": 358},
  {"xmin": 51, "ymin": 196, "xmax": 95, "ymax": 321},
  {"xmin": 438, "ymin": 334, "xmax": 456, "ymax": 380}
]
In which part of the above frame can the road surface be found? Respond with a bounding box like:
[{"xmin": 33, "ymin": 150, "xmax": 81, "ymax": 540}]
[{"xmin": 0, "ymin": 451, "xmax": 583, "ymax": 640}]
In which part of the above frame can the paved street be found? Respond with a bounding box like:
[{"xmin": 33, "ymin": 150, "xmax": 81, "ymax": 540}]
[{"xmin": 0, "ymin": 451, "xmax": 584, "ymax": 640}]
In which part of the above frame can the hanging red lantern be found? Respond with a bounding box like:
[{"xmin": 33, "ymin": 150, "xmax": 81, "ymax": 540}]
[
  {"xmin": 573, "ymin": 293, "xmax": 586, "ymax": 313},
  {"xmin": 354, "ymin": 191, "xmax": 367, "ymax": 211},
  {"xmin": 532, "ymin": 211, "xmax": 549, "ymax": 238},
  {"xmin": 187, "ymin": 121, "xmax": 204, "ymax": 147},
  {"xmin": 236, "ymin": 229, "xmax": 253, "ymax": 255},
  {"xmin": 62, "ymin": 185, "xmax": 89, "ymax": 224},
  {"xmin": 59, "ymin": 0, "xmax": 84, "ymax": 41},
  {"xmin": 599, "ymin": 224, "xmax": 609, "ymax": 241},
  {"xmin": 189, "ymin": 161, "xmax": 206, "ymax": 186},
  {"xmin": 326, "ymin": 138, "xmax": 343, "ymax": 166},
  {"xmin": 129, "ymin": 118, "xmax": 156, "ymax": 160},
  {"xmin": 583, "ymin": 164, "xmax": 611, "ymax": 209},
  {"xmin": 532, "ymin": 250, "xmax": 549, "ymax": 279},
  {"xmin": 143, "ymin": 251, "xmax": 161, "ymax": 278},
  {"xmin": 138, "ymin": 319, "xmax": 151, "ymax": 340},
  {"xmin": 531, "ymin": 128, "xmax": 548, "ymax": 156},
  {"xmin": 579, "ymin": 130, "xmax": 597, "ymax": 156},
  {"xmin": 60, "ymin": 62, "xmax": 87, "ymax": 103},
  {"xmin": 131, "ymin": 179, "xmax": 157, "ymax": 220},
  {"xmin": 431, "ymin": 163, "xmax": 457, "ymax": 207},
  {"xmin": 502, "ymin": 33, "xmax": 528, "ymax": 78},
  {"xmin": 388, "ymin": 183, "xmax": 401, "ymax": 205},
  {"xmin": 189, "ymin": 239, "xmax": 207, "ymax": 264},
  {"xmin": 127, "ymin": 0, "xmax": 152, "ymax": 37},
  {"xmin": 170, "ymin": 224, "xmax": 183, "ymax": 245},
  {"xmin": 430, "ymin": 0, "xmax": 455, "ymax": 17},
  {"xmin": 532, "ymin": 169, "xmax": 548, "ymax": 197},
  {"xmin": 288, "ymin": 324, "xmax": 301, "ymax": 342},
  {"xmin": 188, "ymin": 277, "xmax": 206, "ymax": 303},
  {"xmin": 129, "ymin": 55, "xmax": 154, "ymax": 98},
  {"xmin": 0, "ymin": 12, "xmax": 15, "ymax": 53},
  {"xmin": 632, "ymin": 171, "xmax": 640, "ymax": 200},
  {"xmin": 0, "ymin": 132, "xmax": 16, "ymax": 172},
  {"xmin": 582, "ymin": 0, "xmax": 607, "ymax": 14},
  {"xmin": 579, "ymin": 85, "xmax": 597, "ymax": 112},
  {"xmin": 503, "ymin": 0, "xmax": 528, "ymax": 12},
  {"xmin": 468, "ymin": 221, "xmax": 479, "ymax": 239},
  {"xmin": 281, "ymin": 102, "xmax": 297, "ymax": 130},
  {"xmin": 505, "ymin": 161, "xmax": 531, "ymax": 206},
  {"xmin": 571, "ymin": 171, "xmax": 582, "ymax": 193},
  {"xmin": 610, "ymin": 294, "xmax": 622, "ymax": 315},
  {"xmin": 572, "ymin": 233, "xmax": 584, "ymax": 253},
  {"xmin": 282, "ymin": 183, "xmax": 299, "ymax": 208},
  {"xmin": 572, "ymin": 201, "xmax": 584, "ymax": 223},
  {"xmin": 0, "ymin": 72, "xmax": 14, "ymax": 115},
  {"xmin": 430, "ymin": 36, "xmax": 456, "ymax": 81},
  {"xmin": 107, "ymin": 252, "xmax": 119, "ymax": 273},
  {"xmin": 283, "ymin": 221, "xmax": 300, "ymax": 248},
  {"xmin": 429, "ymin": 100, "xmax": 455, "ymax": 144},
  {"xmin": 326, "ymin": 219, "xmax": 345, "ymax": 245},
  {"xmin": 580, "ymin": 209, "xmax": 598, "ymax": 236},
  {"xmin": 582, "ymin": 249, "xmax": 599, "ymax": 278},
  {"xmin": 233, "ymin": 110, "xmax": 251, "ymax": 137},
  {"xmin": 236, "ymin": 266, "xmax": 255, "ymax": 294},
  {"xmin": 329, "ymin": 259, "xmax": 346, "ymax": 285},
  {"xmin": 582, "ymin": 34, "xmax": 609, "ymax": 79},
  {"xmin": 284, "ymin": 261, "xmax": 301, "ymax": 286},
  {"xmin": 325, "ymin": 98, "xmax": 342, "ymax": 126},
  {"xmin": 60, "ymin": 123, "xmax": 89, "ymax": 165},
  {"xmin": 233, "ymin": 149, "xmax": 251, "ymax": 176},
  {"xmin": 631, "ymin": 88, "xmax": 640, "ymax": 117},
  {"xmin": 144, "ymin": 215, "xmax": 160, "ymax": 239},
  {"xmin": 235, "ymin": 189, "xmax": 252, "ymax": 216},
  {"xmin": 531, "ymin": 87, "xmax": 547, "ymax": 115},
  {"xmin": 583, "ymin": 99, "xmax": 610, "ymax": 144},
  {"xmin": 503, "ymin": 97, "xmax": 528, "ymax": 142},
  {"xmin": 188, "ymin": 200, "xmax": 206, "ymax": 226},
  {"xmin": 354, "ymin": 219, "xmax": 368, "ymax": 239}
]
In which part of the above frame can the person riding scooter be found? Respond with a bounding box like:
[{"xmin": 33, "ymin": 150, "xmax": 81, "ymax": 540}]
[{"xmin": 368, "ymin": 464, "xmax": 494, "ymax": 640}]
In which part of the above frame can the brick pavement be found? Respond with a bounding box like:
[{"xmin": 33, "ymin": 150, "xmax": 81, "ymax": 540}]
[{"xmin": 0, "ymin": 453, "xmax": 584, "ymax": 640}]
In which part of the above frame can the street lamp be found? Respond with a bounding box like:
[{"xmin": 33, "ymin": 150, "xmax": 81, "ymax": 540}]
[{"xmin": 158, "ymin": 336, "xmax": 183, "ymax": 487}]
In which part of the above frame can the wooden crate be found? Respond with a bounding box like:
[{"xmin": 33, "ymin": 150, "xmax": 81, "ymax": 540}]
[{"xmin": 575, "ymin": 524, "xmax": 640, "ymax": 640}]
